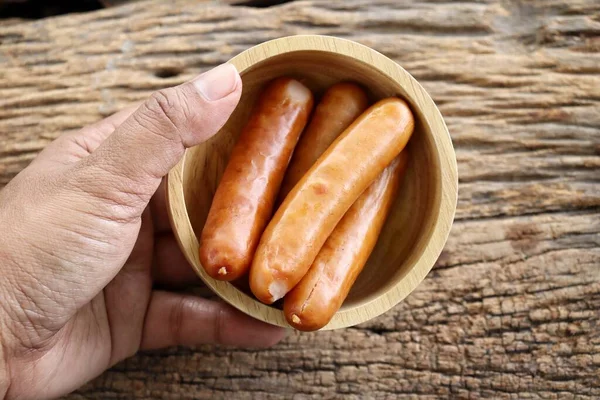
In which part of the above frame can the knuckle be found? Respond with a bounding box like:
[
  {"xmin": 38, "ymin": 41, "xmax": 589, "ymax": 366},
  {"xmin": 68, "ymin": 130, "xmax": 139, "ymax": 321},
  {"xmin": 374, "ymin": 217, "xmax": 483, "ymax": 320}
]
[
  {"xmin": 213, "ymin": 306, "xmax": 226, "ymax": 345},
  {"xmin": 168, "ymin": 296, "xmax": 190, "ymax": 345},
  {"xmin": 133, "ymin": 83, "xmax": 201, "ymax": 148},
  {"xmin": 132, "ymin": 87, "xmax": 192, "ymax": 148},
  {"xmin": 145, "ymin": 88, "xmax": 186, "ymax": 132}
]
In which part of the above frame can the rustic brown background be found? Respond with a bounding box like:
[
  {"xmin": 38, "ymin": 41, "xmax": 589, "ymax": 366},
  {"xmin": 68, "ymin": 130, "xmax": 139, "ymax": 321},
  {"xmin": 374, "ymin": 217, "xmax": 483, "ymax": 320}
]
[{"xmin": 1, "ymin": 0, "xmax": 599, "ymax": 398}]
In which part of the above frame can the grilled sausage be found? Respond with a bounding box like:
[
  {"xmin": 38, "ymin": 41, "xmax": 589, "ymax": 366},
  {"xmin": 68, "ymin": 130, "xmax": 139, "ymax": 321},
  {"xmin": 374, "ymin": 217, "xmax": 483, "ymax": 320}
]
[
  {"xmin": 250, "ymin": 97, "xmax": 414, "ymax": 303},
  {"xmin": 199, "ymin": 77, "xmax": 314, "ymax": 281},
  {"xmin": 284, "ymin": 152, "xmax": 409, "ymax": 331},
  {"xmin": 278, "ymin": 82, "xmax": 369, "ymax": 201}
]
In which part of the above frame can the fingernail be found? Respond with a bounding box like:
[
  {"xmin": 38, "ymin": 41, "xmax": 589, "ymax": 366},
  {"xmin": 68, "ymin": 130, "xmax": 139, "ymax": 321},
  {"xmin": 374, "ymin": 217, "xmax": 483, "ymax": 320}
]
[{"xmin": 193, "ymin": 63, "xmax": 240, "ymax": 101}]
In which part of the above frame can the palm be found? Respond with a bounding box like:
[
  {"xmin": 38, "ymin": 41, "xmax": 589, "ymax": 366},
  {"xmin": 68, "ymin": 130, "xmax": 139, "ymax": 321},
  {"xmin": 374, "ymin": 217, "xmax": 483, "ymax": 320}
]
[
  {"xmin": 0, "ymin": 103, "xmax": 283, "ymax": 400},
  {"xmin": 45, "ymin": 213, "xmax": 153, "ymax": 395}
]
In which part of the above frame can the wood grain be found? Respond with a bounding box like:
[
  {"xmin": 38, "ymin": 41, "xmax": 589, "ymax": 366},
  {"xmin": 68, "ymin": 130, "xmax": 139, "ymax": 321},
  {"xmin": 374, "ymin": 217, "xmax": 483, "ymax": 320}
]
[{"xmin": 0, "ymin": 0, "xmax": 598, "ymax": 398}]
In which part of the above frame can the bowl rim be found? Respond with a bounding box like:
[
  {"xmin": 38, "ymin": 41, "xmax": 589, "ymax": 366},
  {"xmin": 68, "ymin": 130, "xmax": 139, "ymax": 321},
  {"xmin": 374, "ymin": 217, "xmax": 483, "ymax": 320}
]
[{"xmin": 166, "ymin": 34, "xmax": 458, "ymax": 330}]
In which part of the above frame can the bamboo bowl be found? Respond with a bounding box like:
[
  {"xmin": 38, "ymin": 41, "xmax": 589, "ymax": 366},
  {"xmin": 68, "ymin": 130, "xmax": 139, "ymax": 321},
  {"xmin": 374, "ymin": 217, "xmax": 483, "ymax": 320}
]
[{"xmin": 167, "ymin": 35, "xmax": 458, "ymax": 330}]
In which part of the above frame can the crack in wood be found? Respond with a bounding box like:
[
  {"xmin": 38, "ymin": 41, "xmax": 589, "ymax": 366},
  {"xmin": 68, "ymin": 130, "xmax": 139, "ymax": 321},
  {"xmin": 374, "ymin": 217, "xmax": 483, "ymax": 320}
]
[{"xmin": 231, "ymin": 0, "xmax": 296, "ymax": 8}]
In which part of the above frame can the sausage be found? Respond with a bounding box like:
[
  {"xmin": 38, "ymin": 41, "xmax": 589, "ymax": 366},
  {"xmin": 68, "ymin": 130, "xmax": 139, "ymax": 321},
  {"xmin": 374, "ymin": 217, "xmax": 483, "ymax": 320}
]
[
  {"xmin": 277, "ymin": 82, "xmax": 369, "ymax": 202},
  {"xmin": 283, "ymin": 152, "xmax": 409, "ymax": 331},
  {"xmin": 199, "ymin": 77, "xmax": 314, "ymax": 281},
  {"xmin": 250, "ymin": 97, "xmax": 414, "ymax": 303}
]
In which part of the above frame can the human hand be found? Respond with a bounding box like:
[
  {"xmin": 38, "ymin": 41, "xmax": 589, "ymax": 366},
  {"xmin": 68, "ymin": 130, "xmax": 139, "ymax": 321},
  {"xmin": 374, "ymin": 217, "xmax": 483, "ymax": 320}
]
[{"xmin": 0, "ymin": 64, "xmax": 285, "ymax": 400}]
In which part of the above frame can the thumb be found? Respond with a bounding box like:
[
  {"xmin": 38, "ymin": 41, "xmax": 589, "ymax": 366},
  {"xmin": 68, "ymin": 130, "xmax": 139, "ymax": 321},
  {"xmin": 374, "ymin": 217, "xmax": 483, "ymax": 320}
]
[{"xmin": 77, "ymin": 63, "xmax": 241, "ymax": 212}]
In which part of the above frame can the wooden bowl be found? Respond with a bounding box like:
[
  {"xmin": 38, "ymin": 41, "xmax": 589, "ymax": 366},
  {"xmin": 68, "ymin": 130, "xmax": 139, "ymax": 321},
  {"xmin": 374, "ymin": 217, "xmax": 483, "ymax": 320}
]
[{"xmin": 167, "ymin": 35, "xmax": 458, "ymax": 330}]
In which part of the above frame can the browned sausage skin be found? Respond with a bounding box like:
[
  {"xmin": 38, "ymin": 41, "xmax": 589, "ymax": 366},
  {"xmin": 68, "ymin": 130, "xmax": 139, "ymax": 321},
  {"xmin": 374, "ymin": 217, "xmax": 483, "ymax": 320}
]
[
  {"xmin": 250, "ymin": 97, "xmax": 415, "ymax": 303},
  {"xmin": 278, "ymin": 82, "xmax": 369, "ymax": 201},
  {"xmin": 284, "ymin": 152, "xmax": 409, "ymax": 331},
  {"xmin": 199, "ymin": 78, "xmax": 314, "ymax": 281}
]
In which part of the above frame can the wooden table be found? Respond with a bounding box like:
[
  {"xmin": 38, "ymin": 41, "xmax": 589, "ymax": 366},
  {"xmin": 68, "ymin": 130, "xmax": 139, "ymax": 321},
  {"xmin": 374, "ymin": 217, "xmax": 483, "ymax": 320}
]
[{"xmin": 1, "ymin": 0, "xmax": 599, "ymax": 398}]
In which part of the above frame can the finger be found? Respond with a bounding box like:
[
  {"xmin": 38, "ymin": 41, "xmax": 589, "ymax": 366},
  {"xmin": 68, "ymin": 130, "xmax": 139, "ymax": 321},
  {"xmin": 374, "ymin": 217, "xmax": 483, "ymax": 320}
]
[
  {"xmin": 104, "ymin": 206, "xmax": 153, "ymax": 365},
  {"xmin": 140, "ymin": 291, "xmax": 286, "ymax": 350},
  {"xmin": 34, "ymin": 105, "xmax": 140, "ymax": 167},
  {"xmin": 152, "ymin": 234, "xmax": 199, "ymax": 286},
  {"xmin": 75, "ymin": 63, "xmax": 241, "ymax": 219},
  {"xmin": 150, "ymin": 178, "xmax": 172, "ymax": 234},
  {"xmin": 75, "ymin": 104, "xmax": 141, "ymax": 152}
]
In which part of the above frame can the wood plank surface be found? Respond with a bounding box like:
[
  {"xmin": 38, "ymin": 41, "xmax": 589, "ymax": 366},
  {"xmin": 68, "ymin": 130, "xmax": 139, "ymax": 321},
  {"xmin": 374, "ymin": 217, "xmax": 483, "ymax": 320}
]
[{"xmin": 0, "ymin": 0, "xmax": 599, "ymax": 398}]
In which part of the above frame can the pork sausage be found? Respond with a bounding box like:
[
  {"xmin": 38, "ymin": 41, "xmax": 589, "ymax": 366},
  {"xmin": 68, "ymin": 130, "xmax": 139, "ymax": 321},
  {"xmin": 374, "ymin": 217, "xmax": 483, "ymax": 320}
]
[
  {"xmin": 249, "ymin": 97, "xmax": 414, "ymax": 303},
  {"xmin": 199, "ymin": 77, "xmax": 314, "ymax": 281},
  {"xmin": 278, "ymin": 82, "xmax": 368, "ymax": 201},
  {"xmin": 284, "ymin": 152, "xmax": 409, "ymax": 331}
]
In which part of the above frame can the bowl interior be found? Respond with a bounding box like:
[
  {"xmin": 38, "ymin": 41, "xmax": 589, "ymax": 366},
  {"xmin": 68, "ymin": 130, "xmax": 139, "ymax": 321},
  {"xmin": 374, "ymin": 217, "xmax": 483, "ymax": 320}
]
[{"xmin": 181, "ymin": 49, "xmax": 442, "ymax": 315}]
